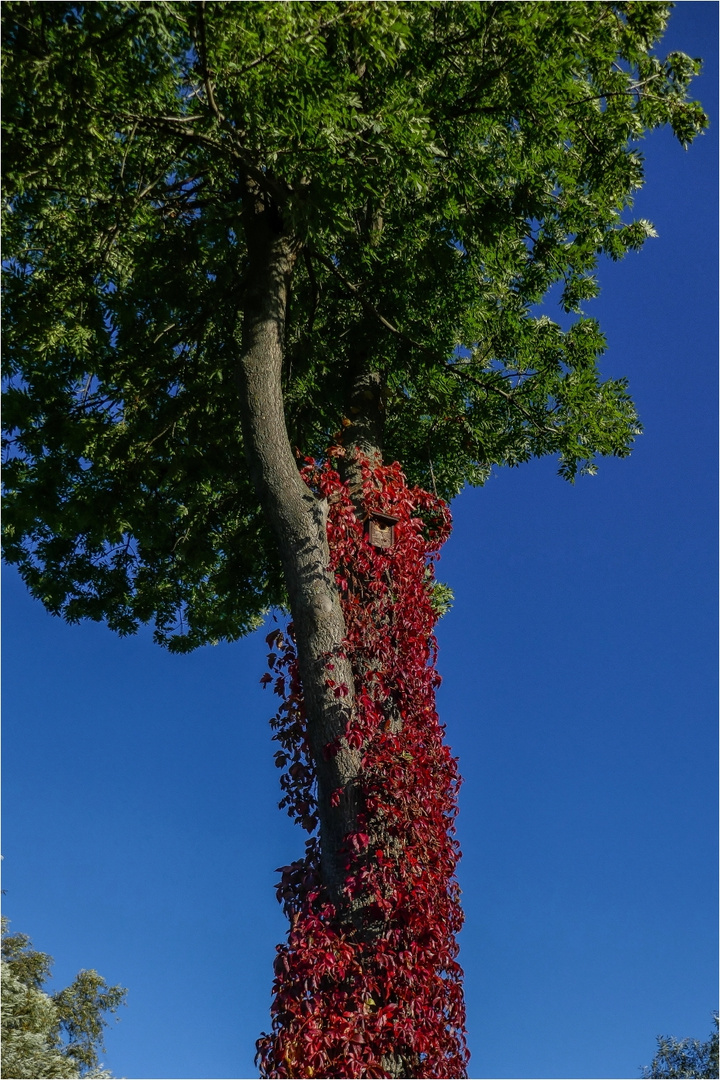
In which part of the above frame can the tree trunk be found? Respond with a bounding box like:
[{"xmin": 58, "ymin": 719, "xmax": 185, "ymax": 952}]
[
  {"xmin": 236, "ymin": 200, "xmax": 361, "ymax": 907},
  {"xmin": 340, "ymin": 318, "xmax": 385, "ymax": 501},
  {"xmin": 341, "ymin": 362, "xmax": 418, "ymax": 1080}
]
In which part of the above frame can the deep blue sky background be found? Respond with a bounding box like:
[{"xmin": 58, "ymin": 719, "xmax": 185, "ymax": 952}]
[{"xmin": 3, "ymin": 5, "xmax": 717, "ymax": 1079}]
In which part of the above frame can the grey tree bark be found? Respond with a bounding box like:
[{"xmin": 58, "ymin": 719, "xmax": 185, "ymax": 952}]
[{"xmin": 236, "ymin": 195, "xmax": 364, "ymax": 908}]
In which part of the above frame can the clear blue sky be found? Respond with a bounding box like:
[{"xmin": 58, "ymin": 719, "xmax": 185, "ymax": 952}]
[{"xmin": 3, "ymin": 5, "xmax": 717, "ymax": 1079}]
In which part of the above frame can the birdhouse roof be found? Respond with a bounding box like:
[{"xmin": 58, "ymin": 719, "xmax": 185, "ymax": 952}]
[{"xmin": 364, "ymin": 510, "xmax": 400, "ymax": 526}]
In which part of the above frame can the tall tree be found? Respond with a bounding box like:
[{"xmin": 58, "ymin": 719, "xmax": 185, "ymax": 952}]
[
  {"xmin": 2, "ymin": 3, "xmax": 706, "ymax": 1076},
  {"xmin": 1, "ymin": 917, "xmax": 126, "ymax": 1079}
]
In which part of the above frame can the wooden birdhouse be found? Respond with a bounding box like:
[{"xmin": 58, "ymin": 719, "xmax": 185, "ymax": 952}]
[{"xmin": 366, "ymin": 511, "xmax": 399, "ymax": 550}]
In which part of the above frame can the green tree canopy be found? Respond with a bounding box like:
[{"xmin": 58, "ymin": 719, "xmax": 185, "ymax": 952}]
[
  {"xmin": 1, "ymin": 918, "xmax": 127, "ymax": 1079},
  {"xmin": 2, "ymin": 1, "xmax": 707, "ymax": 651}
]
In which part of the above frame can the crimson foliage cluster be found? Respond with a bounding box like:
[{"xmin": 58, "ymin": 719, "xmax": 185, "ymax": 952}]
[{"xmin": 256, "ymin": 452, "xmax": 468, "ymax": 1078}]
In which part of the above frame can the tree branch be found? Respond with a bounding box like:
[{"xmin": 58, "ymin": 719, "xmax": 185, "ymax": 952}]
[
  {"xmin": 114, "ymin": 108, "xmax": 288, "ymax": 205},
  {"xmin": 446, "ymin": 363, "xmax": 560, "ymax": 437},
  {"xmin": 311, "ymin": 248, "xmax": 559, "ymax": 438},
  {"xmin": 309, "ymin": 248, "xmax": 431, "ymax": 354}
]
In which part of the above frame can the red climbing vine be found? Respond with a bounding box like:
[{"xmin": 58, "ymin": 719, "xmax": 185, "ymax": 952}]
[{"xmin": 256, "ymin": 450, "xmax": 468, "ymax": 1079}]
